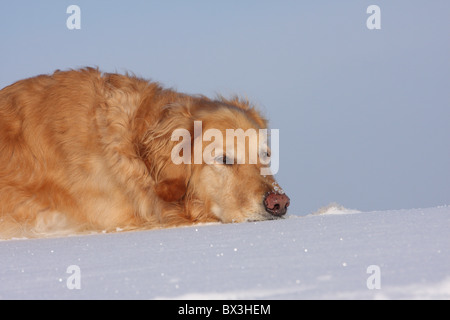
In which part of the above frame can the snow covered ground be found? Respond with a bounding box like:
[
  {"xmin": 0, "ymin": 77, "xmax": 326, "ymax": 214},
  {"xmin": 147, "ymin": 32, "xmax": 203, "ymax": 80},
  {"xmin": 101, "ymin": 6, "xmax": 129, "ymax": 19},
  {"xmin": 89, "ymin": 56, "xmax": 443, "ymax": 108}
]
[{"xmin": 0, "ymin": 205, "xmax": 449, "ymax": 300}]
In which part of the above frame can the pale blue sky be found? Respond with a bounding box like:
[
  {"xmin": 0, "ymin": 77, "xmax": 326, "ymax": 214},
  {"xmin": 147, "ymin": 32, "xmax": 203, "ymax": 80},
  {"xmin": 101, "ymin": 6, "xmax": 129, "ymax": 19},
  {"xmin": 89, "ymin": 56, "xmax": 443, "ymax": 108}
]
[{"xmin": 1, "ymin": 1, "xmax": 449, "ymax": 214}]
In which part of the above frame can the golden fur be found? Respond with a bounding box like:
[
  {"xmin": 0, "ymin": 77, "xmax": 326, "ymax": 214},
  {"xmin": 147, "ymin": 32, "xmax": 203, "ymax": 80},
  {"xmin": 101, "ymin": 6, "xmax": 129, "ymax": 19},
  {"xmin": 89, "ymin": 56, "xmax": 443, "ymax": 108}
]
[{"xmin": 0, "ymin": 68, "xmax": 287, "ymax": 239}]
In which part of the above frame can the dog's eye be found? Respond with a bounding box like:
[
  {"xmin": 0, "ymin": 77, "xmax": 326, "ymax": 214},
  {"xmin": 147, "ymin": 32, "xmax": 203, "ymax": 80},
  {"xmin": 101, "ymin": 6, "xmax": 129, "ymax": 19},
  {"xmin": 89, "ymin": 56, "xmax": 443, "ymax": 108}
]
[
  {"xmin": 260, "ymin": 151, "xmax": 271, "ymax": 159},
  {"xmin": 215, "ymin": 155, "xmax": 233, "ymax": 165}
]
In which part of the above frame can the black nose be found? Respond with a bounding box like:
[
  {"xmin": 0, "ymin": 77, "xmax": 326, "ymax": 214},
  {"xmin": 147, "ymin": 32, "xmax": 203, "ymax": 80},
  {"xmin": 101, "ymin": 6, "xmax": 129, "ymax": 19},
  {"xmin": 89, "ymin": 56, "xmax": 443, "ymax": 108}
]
[{"xmin": 264, "ymin": 192, "xmax": 290, "ymax": 216}]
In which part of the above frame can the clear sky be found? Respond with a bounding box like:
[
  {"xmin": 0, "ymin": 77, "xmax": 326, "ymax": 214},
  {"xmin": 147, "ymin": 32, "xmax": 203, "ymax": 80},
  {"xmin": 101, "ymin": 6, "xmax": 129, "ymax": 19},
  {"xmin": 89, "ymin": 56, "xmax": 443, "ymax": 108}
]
[{"xmin": 1, "ymin": 1, "xmax": 449, "ymax": 214}]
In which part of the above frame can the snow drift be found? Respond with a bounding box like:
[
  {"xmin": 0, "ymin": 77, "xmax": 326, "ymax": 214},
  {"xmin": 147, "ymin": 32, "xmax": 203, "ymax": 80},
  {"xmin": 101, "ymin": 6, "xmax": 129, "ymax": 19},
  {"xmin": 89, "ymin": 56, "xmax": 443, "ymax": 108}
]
[{"xmin": 0, "ymin": 205, "xmax": 449, "ymax": 299}]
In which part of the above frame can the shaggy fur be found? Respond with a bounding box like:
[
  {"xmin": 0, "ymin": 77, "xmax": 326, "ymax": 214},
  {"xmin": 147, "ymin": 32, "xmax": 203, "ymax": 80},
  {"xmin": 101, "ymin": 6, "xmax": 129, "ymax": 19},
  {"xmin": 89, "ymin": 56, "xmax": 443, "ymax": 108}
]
[{"xmin": 0, "ymin": 68, "xmax": 287, "ymax": 239}]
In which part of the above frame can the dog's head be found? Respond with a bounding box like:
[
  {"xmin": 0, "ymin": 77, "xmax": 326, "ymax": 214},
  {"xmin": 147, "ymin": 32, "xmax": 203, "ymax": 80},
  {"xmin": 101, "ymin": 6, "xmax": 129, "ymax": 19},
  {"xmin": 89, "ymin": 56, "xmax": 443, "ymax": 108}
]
[{"xmin": 141, "ymin": 96, "xmax": 290, "ymax": 222}]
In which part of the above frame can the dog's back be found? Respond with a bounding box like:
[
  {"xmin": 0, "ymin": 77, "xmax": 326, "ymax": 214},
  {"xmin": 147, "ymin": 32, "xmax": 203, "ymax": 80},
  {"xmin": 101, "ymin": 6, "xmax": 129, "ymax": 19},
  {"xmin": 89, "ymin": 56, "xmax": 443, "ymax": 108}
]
[{"xmin": 0, "ymin": 69, "xmax": 158, "ymax": 238}]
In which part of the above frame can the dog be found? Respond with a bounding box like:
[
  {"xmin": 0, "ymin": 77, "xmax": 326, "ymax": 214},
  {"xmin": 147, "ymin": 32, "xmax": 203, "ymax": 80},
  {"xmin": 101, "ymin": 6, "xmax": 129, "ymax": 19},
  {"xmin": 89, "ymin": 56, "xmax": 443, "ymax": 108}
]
[{"xmin": 0, "ymin": 68, "xmax": 289, "ymax": 239}]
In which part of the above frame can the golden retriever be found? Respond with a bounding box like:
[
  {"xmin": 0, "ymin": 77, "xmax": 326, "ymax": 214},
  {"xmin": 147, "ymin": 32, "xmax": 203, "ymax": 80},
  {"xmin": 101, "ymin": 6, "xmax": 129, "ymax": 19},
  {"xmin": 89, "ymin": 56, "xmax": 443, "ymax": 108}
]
[{"xmin": 0, "ymin": 68, "xmax": 289, "ymax": 239}]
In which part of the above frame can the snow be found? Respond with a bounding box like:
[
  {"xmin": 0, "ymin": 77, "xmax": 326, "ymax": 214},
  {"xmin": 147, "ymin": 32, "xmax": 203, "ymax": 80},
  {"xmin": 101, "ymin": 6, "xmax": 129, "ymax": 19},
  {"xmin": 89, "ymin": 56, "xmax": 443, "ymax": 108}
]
[
  {"xmin": 312, "ymin": 203, "xmax": 361, "ymax": 215},
  {"xmin": 0, "ymin": 205, "xmax": 449, "ymax": 300}
]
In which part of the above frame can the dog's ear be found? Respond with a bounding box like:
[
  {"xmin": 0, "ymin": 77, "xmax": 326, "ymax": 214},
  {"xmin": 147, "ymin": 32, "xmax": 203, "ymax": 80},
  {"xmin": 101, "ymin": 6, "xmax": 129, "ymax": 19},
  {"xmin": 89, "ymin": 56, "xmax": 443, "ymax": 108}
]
[
  {"xmin": 153, "ymin": 168, "xmax": 189, "ymax": 203},
  {"xmin": 140, "ymin": 103, "xmax": 193, "ymax": 202},
  {"xmin": 217, "ymin": 96, "xmax": 268, "ymax": 129}
]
